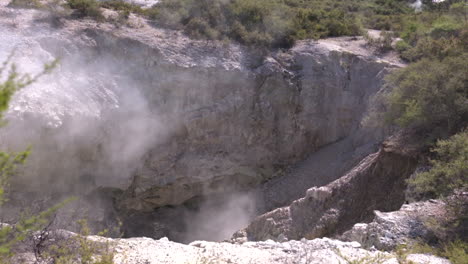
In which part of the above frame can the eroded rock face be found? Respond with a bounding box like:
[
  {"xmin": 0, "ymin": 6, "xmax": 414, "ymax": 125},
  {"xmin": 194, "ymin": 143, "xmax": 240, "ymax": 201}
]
[
  {"xmin": 341, "ymin": 200, "xmax": 445, "ymax": 251},
  {"xmin": 0, "ymin": 5, "xmax": 400, "ymax": 208},
  {"xmin": 235, "ymin": 133, "xmax": 418, "ymax": 242},
  {"xmin": 112, "ymin": 37, "xmax": 399, "ymax": 213},
  {"xmin": 0, "ymin": 3, "xmax": 406, "ymax": 241},
  {"xmin": 341, "ymin": 192, "xmax": 468, "ymax": 252}
]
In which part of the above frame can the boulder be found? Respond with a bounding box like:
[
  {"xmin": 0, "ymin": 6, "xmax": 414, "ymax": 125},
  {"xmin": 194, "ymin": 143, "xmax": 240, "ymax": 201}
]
[{"xmin": 341, "ymin": 199, "xmax": 449, "ymax": 251}]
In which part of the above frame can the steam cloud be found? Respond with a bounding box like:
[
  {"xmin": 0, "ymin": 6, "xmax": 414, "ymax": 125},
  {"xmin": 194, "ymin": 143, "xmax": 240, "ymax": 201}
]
[
  {"xmin": 0, "ymin": 11, "xmax": 256, "ymax": 242},
  {"xmin": 182, "ymin": 192, "xmax": 256, "ymax": 243},
  {"xmin": 0, "ymin": 34, "xmax": 163, "ymax": 194},
  {"xmin": 410, "ymin": 0, "xmax": 423, "ymax": 12}
]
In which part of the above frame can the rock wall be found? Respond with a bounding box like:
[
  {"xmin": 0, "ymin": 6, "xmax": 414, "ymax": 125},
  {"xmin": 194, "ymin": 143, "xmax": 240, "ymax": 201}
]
[
  {"xmin": 0, "ymin": 4, "xmax": 404, "ymax": 241},
  {"xmin": 341, "ymin": 200, "xmax": 446, "ymax": 251},
  {"xmin": 235, "ymin": 134, "xmax": 419, "ymax": 242},
  {"xmin": 115, "ymin": 38, "xmax": 397, "ymax": 212}
]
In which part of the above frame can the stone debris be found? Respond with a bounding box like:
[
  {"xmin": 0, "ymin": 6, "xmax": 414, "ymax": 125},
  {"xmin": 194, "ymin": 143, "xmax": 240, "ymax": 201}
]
[
  {"xmin": 342, "ymin": 200, "xmax": 447, "ymax": 250},
  {"xmin": 10, "ymin": 233, "xmax": 450, "ymax": 264}
]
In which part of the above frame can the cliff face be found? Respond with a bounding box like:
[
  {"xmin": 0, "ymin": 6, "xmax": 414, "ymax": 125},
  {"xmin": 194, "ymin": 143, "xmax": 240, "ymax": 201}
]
[
  {"xmin": 0, "ymin": 4, "xmax": 404, "ymax": 241},
  {"xmin": 115, "ymin": 38, "xmax": 399, "ymax": 212},
  {"xmin": 234, "ymin": 133, "xmax": 419, "ymax": 242}
]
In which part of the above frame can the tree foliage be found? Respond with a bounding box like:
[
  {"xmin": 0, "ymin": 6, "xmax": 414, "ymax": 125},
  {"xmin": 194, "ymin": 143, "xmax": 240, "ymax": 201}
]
[
  {"xmin": 408, "ymin": 130, "xmax": 468, "ymax": 198},
  {"xmin": 145, "ymin": 0, "xmax": 362, "ymax": 48},
  {"xmin": 0, "ymin": 54, "xmax": 55, "ymax": 204},
  {"xmin": 384, "ymin": 54, "xmax": 468, "ymax": 136},
  {"xmin": 66, "ymin": 0, "xmax": 104, "ymax": 20},
  {"xmin": 0, "ymin": 53, "xmax": 115, "ymax": 263},
  {"xmin": 0, "ymin": 56, "xmax": 62, "ymax": 262}
]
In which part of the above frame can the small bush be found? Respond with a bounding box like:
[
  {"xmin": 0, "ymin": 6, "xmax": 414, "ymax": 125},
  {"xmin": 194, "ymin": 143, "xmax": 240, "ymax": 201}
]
[
  {"xmin": 384, "ymin": 55, "xmax": 468, "ymax": 135},
  {"xmin": 390, "ymin": 8, "xmax": 466, "ymax": 62},
  {"xmin": 395, "ymin": 39, "xmax": 410, "ymax": 53},
  {"xmin": 407, "ymin": 131, "xmax": 467, "ymax": 198},
  {"xmin": 185, "ymin": 17, "xmax": 220, "ymax": 40},
  {"xmin": 396, "ymin": 240, "xmax": 468, "ymax": 264},
  {"xmin": 400, "ymin": 36, "xmax": 464, "ymax": 62},
  {"xmin": 66, "ymin": 0, "xmax": 103, "ymax": 20},
  {"xmin": 42, "ymin": 220, "xmax": 115, "ymax": 264},
  {"xmin": 99, "ymin": 0, "xmax": 143, "ymax": 16},
  {"xmin": 7, "ymin": 0, "xmax": 42, "ymax": 8},
  {"xmin": 442, "ymin": 240, "xmax": 468, "ymax": 264},
  {"xmin": 365, "ymin": 15, "xmax": 394, "ymax": 31},
  {"xmin": 399, "ymin": 20, "xmax": 429, "ymax": 45},
  {"xmin": 0, "ymin": 56, "xmax": 50, "ymax": 259},
  {"xmin": 429, "ymin": 20, "xmax": 462, "ymax": 39},
  {"xmin": 449, "ymin": 2, "xmax": 468, "ymax": 22},
  {"xmin": 137, "ymin": 0, "xmax": 362, "ymax": 48}
]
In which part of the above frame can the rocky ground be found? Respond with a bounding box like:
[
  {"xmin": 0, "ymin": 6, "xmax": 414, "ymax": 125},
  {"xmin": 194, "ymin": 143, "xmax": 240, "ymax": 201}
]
[
  {"xmin": 341, "ymin": 199, "xmax": 447, "ymax": 251},
  {"xmin": 11, "ymin": 230, "xmax": 450, "ymax": 264}
]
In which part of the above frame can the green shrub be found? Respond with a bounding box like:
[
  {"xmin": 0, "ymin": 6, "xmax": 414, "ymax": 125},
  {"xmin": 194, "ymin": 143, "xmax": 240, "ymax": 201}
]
[
  {"xmin": 44, "ymin": 220, "xmax": 115, "ymax": 264},
  {"xmin": 364, "ymin": 14, "xmax": 401, "ymax": 31},
  {"xmin": 137, "ymin": 0, "xmax": 362, "ymax": 48},
  {"xmin": 384, "ymin": 55, "xmax": 468, "ymax": 134},
  {"xmin": 395, "ymin": 39, "xmax": 410, "ymax": 53},
  {"xmin": 0, "ymin": 57, "xmax": 114, "ymax": 263},
  {"xmin": 391, "ymin": 8, "xmax": 466, "ymax": 61},
  {"xmin": 429, "ymin": 20, "xmax": 462, "ymax": 39},
  {"xmin": 141, "ymin": 7, "xmax": 159, "ymax": 20},
  {"xmin": 400, "ymin": 35, "xmax": 465, "ymax": 62},
  {"xmin": 184, "ymin": 17, "xmax": 220, "ymax": 40},
  {"xmin": 99, "ymin": 0, "xmax": 142, "ymax": 13},
  {"xmin": 396, "ymin": 240, "xmax": 468, "ymax": 264},
  {"xmin": 0, "ymin": 55, "xmax": 60, "ymax": 262},
  {"xmin": 399, "ymin": 20, "xmax": 428, "ymax": 45},
  {"xmin": 7, "ymin": 0, "xmax": 42, "ymax": 8},
  {"xmin": 0, "ymin": 151, "xmax": 29, "ymax": 205},
  {"xmin": 9, "ymin": 0, "xmax": 465, "ymax": 50},
  {"xmin": 449, "ymin": 2, "xmax": 468, "ymax": 22},
  {"xmin": 442, "ymin": 240, "xmax": 468, "ymax": 264},
  {"xmin": 66, "ymin": 0, "xmax": 104, "ymax": 20},
  {"xmin": 407, "ymin": 130, "xmax": 467, "ymax": 198}
]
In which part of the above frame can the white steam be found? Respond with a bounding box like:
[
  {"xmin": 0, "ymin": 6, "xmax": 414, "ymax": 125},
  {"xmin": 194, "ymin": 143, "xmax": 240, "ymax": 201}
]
[
  {"xmin": 410, "ymin": 0, "xmax": 447, "ymax": 12},
  {"xmin": 0, "ymin": 9, "xmax": 258, "ymax": 242},
  {"xmin": 410, "ymin": 0, "xmax": 423, "ymax": 12},
  {"xmin": 0, "ymin": 20, "xmax": 164, "ymax": 193},
  {"xmin": 182, "ymin": 192, "xmax": 256, "ymax": 243}
]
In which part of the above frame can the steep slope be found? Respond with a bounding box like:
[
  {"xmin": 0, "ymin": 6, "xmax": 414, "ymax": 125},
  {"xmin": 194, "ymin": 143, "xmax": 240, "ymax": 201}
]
[
  {"xmin": 236, "ymin": 132, "xmax": 419, "ymax": 242},
  {"xmin": 259, "ymin": 134, "xmax": 377, "ymax": 212}
]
